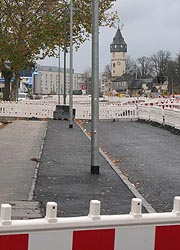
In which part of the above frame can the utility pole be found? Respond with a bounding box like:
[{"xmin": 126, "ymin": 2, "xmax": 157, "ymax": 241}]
[
  {"xmin": 69, "ymin": 0, "xmax": 73, "ymax": 128},
  {"xmin": 63, "ymin": 9, "xmax": 67, "ymax": 105},
  {"xmin": 91, "ymin": 0, "xmax": 99, "ymax": 174},
  {"xmin": 172, "ymin": 76, "xmax": 174, "ymax": 95},
  {"xmin": 58, "ymin": 46, "xmax": 61, "ymax": 105}
]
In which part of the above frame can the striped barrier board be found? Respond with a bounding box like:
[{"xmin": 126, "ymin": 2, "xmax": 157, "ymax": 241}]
[
  {"xmin": 1, "ymin": 225, "xmax": 180, "ymax": 250},
  {"xmin": 1, "ymin": 198, "xmax": 180, "ymax": 250}
]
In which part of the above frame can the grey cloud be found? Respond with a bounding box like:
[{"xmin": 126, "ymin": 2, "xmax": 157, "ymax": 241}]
[{"xmin": 39, "ymin": 0, "xmax": 180, "ymax": 73}]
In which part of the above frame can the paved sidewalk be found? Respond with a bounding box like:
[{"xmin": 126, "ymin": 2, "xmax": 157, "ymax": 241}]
[
  {"xmin": 34, "ymin": 120, "xmax": 137, "ymax": 217},
  {"xmin": 0, "ymin": 120, "xmax": 47, "ymax": 219}
]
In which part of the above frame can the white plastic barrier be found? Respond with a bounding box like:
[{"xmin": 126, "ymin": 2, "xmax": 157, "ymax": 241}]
[
  {"xmin": 1, "ymin": 197, "xmax": 180, "ymax": 249},
  {"xmin": 73, "ymin": 103, "xmax": 91, "ymax": 120},
  {"xmin": 138, "ymin": 104, "xmax": 180, "ymax": 130},
  {"xmin": 138, "ymin": 105, "xmax": 150, "ymax": 120},
  {"xmin": 0, "ymin": 101, "xmax": 137, "ymax": 120},
  {"xmin": 0, "ymin": 102, "xmax": 55, "ymax": 119},
  {"xmin": 174, "ymin": 109, "xmax": 180, "ymax": 130},
  {"xmin": 0, "ymin": 99, "xmax": 180, "ymax": 128},
  {"xmin": 102, "ymin": 104, "xmax": 137, "ymax": 120},
  {"xmin": 74, "ymin": 103, "xmax": 138, "ymax": 120},
  {"xmin": 164, "ymin": 108, "xmax": 176, "ymax": 127},
  {"xmin": 149, "ymin": 106, "xmax": 164, "ymax": 124}
]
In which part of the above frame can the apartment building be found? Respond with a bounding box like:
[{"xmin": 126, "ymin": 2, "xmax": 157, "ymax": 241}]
[
  {"xmin": 32, "ymin": 65, "xmax": 111, "ymax": 96},
  {"xmin": 33, "ymin": 65, "xmax": 88, "ymax": 95}
]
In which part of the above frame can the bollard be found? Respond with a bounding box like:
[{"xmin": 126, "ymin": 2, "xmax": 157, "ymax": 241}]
[
  {"xmin": 0, "ymin": 204, "xmax": 12, "ymax": 225},
  {"xmin": 172, "ymin": 196, "xmax": 180, "ymax": 215},
  {"xmin": 45, "ymin": 202, "xmax": 57, "ymax": 223},
  {"xmin": 88, "ymin": 200, "xmax": 101, "ymax": 219},
  {"xmin": 130, "ymin": 198, "xmax": 142, "ymax": 218}
]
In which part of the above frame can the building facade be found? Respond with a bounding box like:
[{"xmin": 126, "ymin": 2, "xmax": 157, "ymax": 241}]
[
  {"xmin": 33, "ymin": 65, "xmax": 87, "ymax": 95},
  {"xmin": 33, "ymin": 65, "xmax": 110, "ymax": 96},
  {"xmin": 99, "ymin": 72, "xmax": 111, "ymax": 95}
]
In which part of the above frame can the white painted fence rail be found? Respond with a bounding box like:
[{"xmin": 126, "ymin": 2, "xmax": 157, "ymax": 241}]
[{"xmin": 1, "ymin": 197, "xmax": 180, "ymax": 250}]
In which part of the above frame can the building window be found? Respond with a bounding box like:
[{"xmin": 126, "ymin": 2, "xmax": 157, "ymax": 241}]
[{"xmin": 113, "ymin": 63, "xmax": 115, "ymax": 68}]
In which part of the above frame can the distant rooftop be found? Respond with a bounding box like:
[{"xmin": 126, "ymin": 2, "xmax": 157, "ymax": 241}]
[{"xmin": 37, "ymin": 65, "xmax": 72, "ymax": 73}]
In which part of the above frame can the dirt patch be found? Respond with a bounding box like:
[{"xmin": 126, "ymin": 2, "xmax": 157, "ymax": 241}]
[{"xmin": 0, "ymin": 119, "xmax": 12, "ymax": 128}]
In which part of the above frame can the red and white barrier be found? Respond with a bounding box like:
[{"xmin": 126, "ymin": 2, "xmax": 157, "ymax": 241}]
[
  {"xmin": 1, "ymin": 198, "xmax": 180, "ymax": 250},
  {"xmin": 1, "ymin": 224, "xmax": 180, "ymax": 250}
]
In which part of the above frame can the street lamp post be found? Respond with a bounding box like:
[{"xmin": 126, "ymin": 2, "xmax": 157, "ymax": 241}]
[
  {"xmin": 69, "ymin": 0, "xmax": 73, "ymax": 128},
  {"xmin": 91, "ymin": 0, "xmax": 99, "ymax": 174},
  {"xmin": 58, "ymin": 46, "xmax": 61, "ymax": 105},
  {"xmin": 33, "ymin": 70, "xmax": 38, "ymax": 95},
  {"xmin": 63, "ymin": 8, "xmax": 67, "ymax": 105}
]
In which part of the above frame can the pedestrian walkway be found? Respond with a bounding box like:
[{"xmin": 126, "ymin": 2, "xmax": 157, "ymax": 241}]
[
  {"xmin": 0, "ymin": 120, "xmax": 47, "ymax": 219},
  {"xmin": 34, "ymin": 120, "xmax": 137, "ymax": 217}
]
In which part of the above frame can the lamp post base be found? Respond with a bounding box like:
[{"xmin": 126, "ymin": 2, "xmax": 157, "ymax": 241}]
[{"xmin": 91, "ymin": 165, "xmax": 99, "ymax": 174}]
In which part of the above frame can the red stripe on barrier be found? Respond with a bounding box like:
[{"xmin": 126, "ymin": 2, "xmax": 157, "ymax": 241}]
[
  {"xmin": 155, "ymin": 225, "xmax": 180, "ymax": 250},
  {"xmin": 72, "ymin": 229, "xmax": 115, "ymax": 250},
  {"xmin": 0, "ymin": 234, "xmax": 28, "ymax": 250}
]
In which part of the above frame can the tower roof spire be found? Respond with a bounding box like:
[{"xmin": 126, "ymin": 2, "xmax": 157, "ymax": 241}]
[{"xmin": 110, "ymin": 27, "xmax": 127, "ymax": 53}]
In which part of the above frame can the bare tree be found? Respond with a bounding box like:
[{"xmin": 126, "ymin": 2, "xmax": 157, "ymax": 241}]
[
  {"xmin": 151, "ymin": 50, "xmax": 171, "ymax": 83},
  {"xmin": 176, "ymin": 53, "xmax": 180, "ymax": 85},
  {"xmin": 167, "ymin": 60, "xmax": 176, "ymax": 94},
  {"xmin": 126, "ymin": 55, "xmax": 136, "ymax": 75},
  {"xmin": 136, "ymin": 56, "xmax": 153, "ymax": 79},
  {"xmin": 104, "ymin": 64, "xmax": 112, "ymax": 78}
]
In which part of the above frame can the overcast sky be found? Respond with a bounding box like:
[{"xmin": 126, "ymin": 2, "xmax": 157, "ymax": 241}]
[{"xmin": 38, "ymin": 0, "xmax": 180, "ymax": 73}]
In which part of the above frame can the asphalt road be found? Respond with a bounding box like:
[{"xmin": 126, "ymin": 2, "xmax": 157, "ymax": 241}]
[
  {"xmin": 34, "ymin": 120, "xmax": 135, "ymax": 217},
  {"xmin": 84, "ymin": 120, "xmax": 180, "ymax": 212}
]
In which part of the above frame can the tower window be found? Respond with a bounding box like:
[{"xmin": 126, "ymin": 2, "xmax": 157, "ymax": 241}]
[{"xmin": 113, "ymin": 63, "xmax": 116, "ymax": 68}]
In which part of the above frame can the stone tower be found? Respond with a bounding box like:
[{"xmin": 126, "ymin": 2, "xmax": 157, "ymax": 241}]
[{"xmin": 110, "ymin": 27, "xmax": 127, "ymax": 78}]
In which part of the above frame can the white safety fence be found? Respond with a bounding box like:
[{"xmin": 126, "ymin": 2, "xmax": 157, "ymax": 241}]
[
  {"xmin": 75, "ymin": 103, "xmax": 138, "ymax": 120},
  {"xmin": 174, "ymin": 109, "xmax": 180, "ymax": 130},
  {"xmin": 1, "ymin": 197, "xmax": 180, "ymax": 250},
  {"xmin": 0, "ymin": 99, "xmax": 180, "ymax": 131},
  {"xmin": 99, "ymin": 103, "xmax": 137, "ymax": 120},
  {"xmin": 0, "ymin": 102, "xmax": 55, "ymax": 119},
  {"xmin": 0, "ymin": 101, "xmax": 138, "ymax": 120},
  {"xmin": 138, "ymin": 106, "xmax": 165, "ymax": 124},
  {"xmin": 138, "ymin": 101, "xmax": 180, "ymax": 130}
]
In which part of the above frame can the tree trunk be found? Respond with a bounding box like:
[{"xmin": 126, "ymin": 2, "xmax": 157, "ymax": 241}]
[
  {"xmin": 3, "ymin": 79, "xmax": 11, "ymax": 101},
  {"xmin": 2, "ymin": 70, "xmax": 13, "ymax": 101},
  {"xmin": 10, "ymin": 71, "xmax": 20, "ymax": 101}
]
